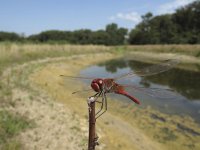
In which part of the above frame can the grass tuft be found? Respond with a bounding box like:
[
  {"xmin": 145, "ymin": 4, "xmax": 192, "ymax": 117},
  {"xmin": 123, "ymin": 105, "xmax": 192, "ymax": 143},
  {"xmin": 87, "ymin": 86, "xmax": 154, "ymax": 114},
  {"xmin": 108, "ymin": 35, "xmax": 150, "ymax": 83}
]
[
  {"xmin": 1, "ymin": 139, "xmax": 22, "ymax": 150},
  {"xmin": 0, "ymin": 111, "xmax": 34, "ymax": 148}
]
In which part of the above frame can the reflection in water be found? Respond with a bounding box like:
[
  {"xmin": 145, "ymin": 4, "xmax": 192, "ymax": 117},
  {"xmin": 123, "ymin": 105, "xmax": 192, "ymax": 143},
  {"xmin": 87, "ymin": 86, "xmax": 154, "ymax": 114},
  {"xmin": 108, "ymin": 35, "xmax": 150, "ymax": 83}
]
[
  {"xmin": 99, "ymin": 59, "xmax": 200, "ymax": 100},
  {"xmin": 98, "ymin": 59, "xmax": 128, "ymax": 73},
  {"xmin": 81, "ymin": 58, "xmax": 200, "ymax": 123}
]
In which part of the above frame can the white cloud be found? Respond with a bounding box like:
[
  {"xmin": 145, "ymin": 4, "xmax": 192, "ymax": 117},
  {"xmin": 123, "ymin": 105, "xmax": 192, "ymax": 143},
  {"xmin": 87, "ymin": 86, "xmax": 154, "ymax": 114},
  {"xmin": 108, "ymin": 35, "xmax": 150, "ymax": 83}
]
[
  {"xmin": 158, "ymin": 0, "xmax": 196, "ymax": 14},
  {"xmin": 109, "ymin": 11, "xmax": 141, "ymax": 24}
]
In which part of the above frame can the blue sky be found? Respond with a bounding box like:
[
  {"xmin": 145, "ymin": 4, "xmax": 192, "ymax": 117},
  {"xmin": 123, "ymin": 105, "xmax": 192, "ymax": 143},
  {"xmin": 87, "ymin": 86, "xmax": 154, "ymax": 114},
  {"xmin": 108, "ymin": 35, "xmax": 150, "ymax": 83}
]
[{"xmin": 0, "ymin": 0, "xmax": 195, "ymax": 35}]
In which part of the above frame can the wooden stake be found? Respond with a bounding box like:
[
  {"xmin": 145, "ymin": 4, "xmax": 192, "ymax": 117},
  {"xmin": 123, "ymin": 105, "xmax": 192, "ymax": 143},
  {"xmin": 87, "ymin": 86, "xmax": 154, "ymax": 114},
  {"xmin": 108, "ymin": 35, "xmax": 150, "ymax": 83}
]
[{"xmin": 88, "ymin": 97, "xmax": 97, "ymax": 150}]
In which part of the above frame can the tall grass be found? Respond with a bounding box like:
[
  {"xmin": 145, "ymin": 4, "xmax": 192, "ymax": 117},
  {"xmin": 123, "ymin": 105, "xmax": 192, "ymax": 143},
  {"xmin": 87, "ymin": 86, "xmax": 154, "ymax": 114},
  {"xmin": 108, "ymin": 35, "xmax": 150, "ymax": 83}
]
[
  {"xmin": 1, "ymin": 43, "xmax": 200, "ymax": 75},
  {"xmin": 114, "ymin": 44, "xmax": 200, "ymax": 57},
  {"xmin": 0, "ymin": 42, "xmax": 110, "ymax": 75}
]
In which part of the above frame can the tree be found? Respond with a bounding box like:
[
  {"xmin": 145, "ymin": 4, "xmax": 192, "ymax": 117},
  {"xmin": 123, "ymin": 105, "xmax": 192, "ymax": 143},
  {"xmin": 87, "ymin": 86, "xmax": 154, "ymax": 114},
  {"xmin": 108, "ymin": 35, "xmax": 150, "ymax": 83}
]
[
  {"xmin": 0, "ymin": 32, "xmax": 22, "ymax": 42},
  {"xmin": 28, "ymin": 30, "xmax": 71, "ymax": 43},
  {"xmin": 105, "ymin": 23, "xmax": 128, "ymax": 45},
  {"xmin": 129, "ymin": 12, "xmax": 154, "ymax": 44},
  {"xmin": 91, "ymin": 30, "xmax": 109, "ymax": 45},
  {"xmin": 129, "ymin": 0, "xmax": 200, "ymax": 44},
  {"xmin": 150, "ymin": 15, "xmax": 177, "ymax": 44},
  {"xmin": 172, "ymin": 0, "xmax": 200, "ymax": 43}
]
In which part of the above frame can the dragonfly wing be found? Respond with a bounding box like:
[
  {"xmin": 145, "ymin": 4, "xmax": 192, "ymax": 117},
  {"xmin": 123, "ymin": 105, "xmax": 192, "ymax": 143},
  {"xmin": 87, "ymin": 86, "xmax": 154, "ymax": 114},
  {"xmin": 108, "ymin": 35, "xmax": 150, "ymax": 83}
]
[
  {"xmin": 60, "ymin": 75, "xmax": 96, "ymax": 80},
  {"xmin": 122, "ymin": 84, "xmax": 178, "ymax": 100},
  {"xmin": 114, "ymin": 59, "xmax": 179, "ymax": 80},
  {"xmin": 72, "ymin": 88, "xmax": 93, "ymax": 94}
]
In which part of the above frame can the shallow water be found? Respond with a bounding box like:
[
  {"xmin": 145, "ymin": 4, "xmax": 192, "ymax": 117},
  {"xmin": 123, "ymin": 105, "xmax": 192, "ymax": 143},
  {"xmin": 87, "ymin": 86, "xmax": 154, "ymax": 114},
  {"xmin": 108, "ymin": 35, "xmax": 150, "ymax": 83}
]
[{"xmin": 80, "ymin": 58, "xmax": 200, "ymax": 124}]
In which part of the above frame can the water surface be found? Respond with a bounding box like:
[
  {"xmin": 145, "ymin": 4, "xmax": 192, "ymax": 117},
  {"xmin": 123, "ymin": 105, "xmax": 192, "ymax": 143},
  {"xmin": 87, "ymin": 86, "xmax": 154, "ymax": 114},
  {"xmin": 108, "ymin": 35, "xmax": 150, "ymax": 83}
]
[{"xmin": 80, "ymin": 58, "xmax": 200, "ymax": 123}]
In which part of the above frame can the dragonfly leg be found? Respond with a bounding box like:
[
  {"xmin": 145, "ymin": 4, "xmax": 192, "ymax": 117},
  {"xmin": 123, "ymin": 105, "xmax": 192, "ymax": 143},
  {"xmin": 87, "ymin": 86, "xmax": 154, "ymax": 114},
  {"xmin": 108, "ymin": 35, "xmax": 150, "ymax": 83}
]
[
  {"xmin": 92, "ymin": 92, "xmax": 100, "ymax": 97},
  {"xmin": 95, "ymin": 93, "xmax": 104, "ymax": 117},
  {"xmin": 95, "ymin": 92, "xmax": 107, "ymax": 120},
  {"xmin": 94, "ymin": 91, "xmax": 103, "ymax": 103},
  {"xmin": 88, "ymin": 92, "xmax": 102, "ymax": 103}
]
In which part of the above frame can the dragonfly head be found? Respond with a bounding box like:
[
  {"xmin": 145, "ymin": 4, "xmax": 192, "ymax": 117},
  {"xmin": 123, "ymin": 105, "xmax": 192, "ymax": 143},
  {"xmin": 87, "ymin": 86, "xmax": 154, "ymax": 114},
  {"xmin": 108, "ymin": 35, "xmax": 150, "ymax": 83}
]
[{"xmin": 91, "ymin": 78, "xmax": 103, "ymax": 92}]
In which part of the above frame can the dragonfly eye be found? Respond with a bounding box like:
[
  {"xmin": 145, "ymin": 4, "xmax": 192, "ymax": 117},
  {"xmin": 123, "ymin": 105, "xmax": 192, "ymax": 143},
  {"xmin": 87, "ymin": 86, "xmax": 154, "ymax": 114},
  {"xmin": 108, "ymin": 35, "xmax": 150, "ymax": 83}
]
[{"xmin": 91, "ymin": 82, "xmax": 100, "ymax": 92}]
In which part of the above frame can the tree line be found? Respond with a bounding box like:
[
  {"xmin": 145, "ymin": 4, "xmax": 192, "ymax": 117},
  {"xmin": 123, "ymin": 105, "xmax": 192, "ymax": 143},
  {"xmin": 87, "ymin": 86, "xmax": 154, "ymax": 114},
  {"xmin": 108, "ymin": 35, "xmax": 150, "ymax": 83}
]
[
  {"xmin": 0, "ymin": 24, "xmax": 128, "ymax": 45},
  {"xmin": 28, "ymin": 23, "xmax": 128, "ymax": 45},
  {"xmin": 0, "ymin": 0, "xmax": 199, "ymax": 45},
  {"xmin": 129, "ymin": 0, "xmax": 200, "ymax": 44}
]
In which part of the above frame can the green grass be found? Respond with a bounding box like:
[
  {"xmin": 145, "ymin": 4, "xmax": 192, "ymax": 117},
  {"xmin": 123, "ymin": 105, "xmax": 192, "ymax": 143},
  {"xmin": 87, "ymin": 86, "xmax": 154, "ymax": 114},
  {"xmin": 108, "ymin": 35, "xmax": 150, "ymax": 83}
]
[
  {"xmin": 1, "ymin": 139, "xmax": 22, "ymax": 150},
  {"xmin": 0, "ymin": 80, "xmax": 13, "ymax": 107},
  {"xmin": 0, "ymin": 111, "xmax": 34, "ymax": 149},
  {"xmin": 196, "ymin": 51, "xmax": 200, "ymax": 57}
]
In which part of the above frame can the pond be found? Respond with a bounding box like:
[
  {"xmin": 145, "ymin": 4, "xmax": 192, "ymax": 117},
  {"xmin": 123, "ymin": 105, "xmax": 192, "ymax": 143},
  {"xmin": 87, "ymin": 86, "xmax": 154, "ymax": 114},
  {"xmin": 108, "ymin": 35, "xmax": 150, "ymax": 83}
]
[{"xmin": 80, "ymin": 58, "xmax": 200, "ymax": 124}]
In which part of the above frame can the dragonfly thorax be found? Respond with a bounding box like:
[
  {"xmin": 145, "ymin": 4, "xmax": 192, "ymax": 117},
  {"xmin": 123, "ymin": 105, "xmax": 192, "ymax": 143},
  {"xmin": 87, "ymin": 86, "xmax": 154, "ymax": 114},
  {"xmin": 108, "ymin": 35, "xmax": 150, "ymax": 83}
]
[{"xmin": 91, "ymin": 78, "xmax": 103, "ymax": 92}]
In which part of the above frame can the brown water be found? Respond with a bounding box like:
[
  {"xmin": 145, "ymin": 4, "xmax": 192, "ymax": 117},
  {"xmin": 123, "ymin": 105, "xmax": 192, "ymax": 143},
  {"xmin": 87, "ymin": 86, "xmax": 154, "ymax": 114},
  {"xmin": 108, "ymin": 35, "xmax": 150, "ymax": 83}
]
[{"xmin": 80, "ymin": 58, "xmax": 200, "ymax": 124}]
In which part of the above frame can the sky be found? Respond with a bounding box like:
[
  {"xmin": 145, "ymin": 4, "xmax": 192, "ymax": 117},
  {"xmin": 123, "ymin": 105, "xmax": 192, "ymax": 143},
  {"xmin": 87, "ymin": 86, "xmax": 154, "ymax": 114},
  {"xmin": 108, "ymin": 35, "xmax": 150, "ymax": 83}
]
[{"xmin": 0, "ymin": 0, "xmax": 196, "ymax": 35}]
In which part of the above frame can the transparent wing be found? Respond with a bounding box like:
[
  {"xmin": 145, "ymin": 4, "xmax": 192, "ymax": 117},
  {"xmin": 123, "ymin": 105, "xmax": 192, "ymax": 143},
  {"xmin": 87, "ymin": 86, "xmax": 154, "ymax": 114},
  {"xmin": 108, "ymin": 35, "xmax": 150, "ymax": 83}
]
[
  {"xmin": 114, "ymin": 59, "xmax": 179, "ymax": 80},
  {"xmin": 60, "ymin": 74, "xmax": 96, "ymax": 80},
  {"xmin": 60, "ymin": 75, "xmax": 96, "ymax": 94},
  {"xmin": 72, "ymin": 88, "xmax": 93, "ymax": 94},
  {"xmin": 122, "ymin": 84, "xmax": 178, "ymax": 100}
]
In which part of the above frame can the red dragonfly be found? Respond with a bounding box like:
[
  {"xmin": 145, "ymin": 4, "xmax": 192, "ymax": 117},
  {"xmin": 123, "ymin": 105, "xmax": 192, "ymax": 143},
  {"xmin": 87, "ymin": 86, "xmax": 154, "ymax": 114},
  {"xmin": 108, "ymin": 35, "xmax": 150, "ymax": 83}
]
[{"xmin": 60, "ymin": 59, "xmax": 179, "ymax": 119}]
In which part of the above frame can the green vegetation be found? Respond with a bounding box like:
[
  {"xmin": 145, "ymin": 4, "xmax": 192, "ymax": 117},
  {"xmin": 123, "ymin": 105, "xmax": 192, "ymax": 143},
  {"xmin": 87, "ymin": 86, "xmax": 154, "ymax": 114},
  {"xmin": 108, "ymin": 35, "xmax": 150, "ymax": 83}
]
[
  {"xmin": 1, "ymin": 1, "xmax": 199, "ymax": 45},
  {"xmin": 129, "ymin": 1, "xmax": 200, "ymax": 44},
  {"xmin": 0, "ymin": 111, "xmax": 32, "ymax": 141},
  {"xmin": 28, "ymin": 23, "xmax": 128, "ymax": 45},
  {"xmin": 0, "ymin": 111, "xmax": 33, "ymax": 150},
  {"xmin": 0, "ymin": 32, "xmax": 23, "ymax": 42},
  {"xmin": 0, "ymin": 23, "xmax": 128, "ymax": 45}
]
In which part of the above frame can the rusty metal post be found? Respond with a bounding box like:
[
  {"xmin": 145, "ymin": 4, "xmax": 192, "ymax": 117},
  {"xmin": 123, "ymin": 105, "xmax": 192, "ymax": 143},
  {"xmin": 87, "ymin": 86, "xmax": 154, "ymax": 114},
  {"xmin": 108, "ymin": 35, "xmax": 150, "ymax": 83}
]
[{"xmin": 88, "ymin": 97, "xmax": 97, "ymax": 150}]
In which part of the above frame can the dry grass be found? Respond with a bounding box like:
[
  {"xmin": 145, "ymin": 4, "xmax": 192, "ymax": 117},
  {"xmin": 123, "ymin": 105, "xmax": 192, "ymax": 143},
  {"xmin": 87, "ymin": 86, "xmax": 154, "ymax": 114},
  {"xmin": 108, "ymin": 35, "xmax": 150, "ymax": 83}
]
[
  {"xmin": 118, "ymin": 44, "xmax": 200, "ymax": 57},
  {"xmin": 0, "ymin": 43, "xmax": 110, "ymax": 75},
  {"xmin": 0, "ymin": 43, "xmax": 200, "ymax": 150}
]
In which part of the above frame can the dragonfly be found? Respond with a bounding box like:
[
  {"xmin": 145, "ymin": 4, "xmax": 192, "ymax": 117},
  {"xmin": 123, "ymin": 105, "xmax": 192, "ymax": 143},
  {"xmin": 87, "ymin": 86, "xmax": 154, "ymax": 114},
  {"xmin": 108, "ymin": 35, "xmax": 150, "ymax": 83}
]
[{"xmin": 60, "ymin": 59, "xmax": 179, "ymax": 119}]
